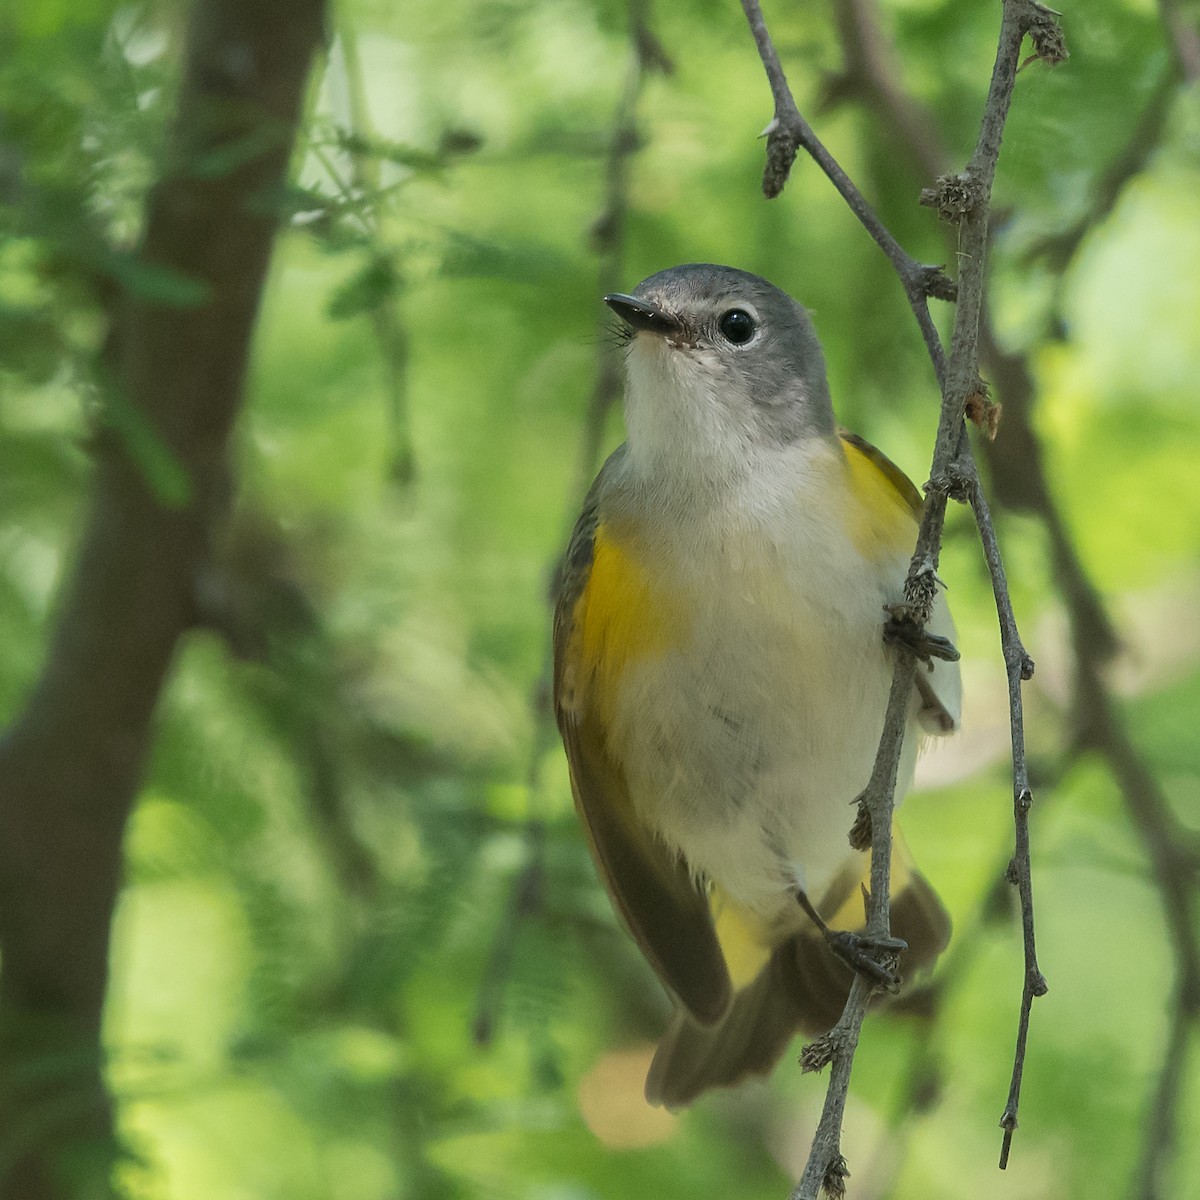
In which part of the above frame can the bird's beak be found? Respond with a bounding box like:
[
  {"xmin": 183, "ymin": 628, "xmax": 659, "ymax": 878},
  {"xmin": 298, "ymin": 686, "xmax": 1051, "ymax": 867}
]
[{"xmin": 603, "ymin": 293, "xmax": 683, "ymax": 337}]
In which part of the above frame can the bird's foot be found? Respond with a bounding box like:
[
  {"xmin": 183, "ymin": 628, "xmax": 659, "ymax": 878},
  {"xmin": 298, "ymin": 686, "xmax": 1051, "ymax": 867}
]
[
  {"xmin": 825, "ymin": 929, "xmax": 906, "ymax": 991},
  {"xmin": 883, "ymin": 604, "xmax": 960, "ymax": 667},
  {"xmin": 795, "ymin": 889, "xmax": 906, "ymax": 990}
]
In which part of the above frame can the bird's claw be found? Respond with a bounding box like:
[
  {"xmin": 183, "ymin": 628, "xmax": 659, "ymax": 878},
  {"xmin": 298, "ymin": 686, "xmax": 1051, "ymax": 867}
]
[
  {"xmin": 826, "ymin": 930, "xmax": 907, "ymax": 990},
  {"xmin": 796, "ymin": 887, "xmax": 907, "ymax": 990},
  {"xmin": 883, "ymin": 606, "xmax": 960, "ymax": 666}
]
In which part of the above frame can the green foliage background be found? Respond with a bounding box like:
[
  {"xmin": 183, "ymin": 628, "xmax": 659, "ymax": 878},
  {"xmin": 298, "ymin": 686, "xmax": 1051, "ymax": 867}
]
[{"xmin": 2, "ymin": 0, "xmax": 1199, "ymax": 1196}]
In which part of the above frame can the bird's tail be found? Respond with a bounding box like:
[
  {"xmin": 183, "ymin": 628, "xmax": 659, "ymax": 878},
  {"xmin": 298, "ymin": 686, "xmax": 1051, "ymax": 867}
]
[{"xmin": 644, "ymin": 863, "xmax": 950, "ymax": 1108}]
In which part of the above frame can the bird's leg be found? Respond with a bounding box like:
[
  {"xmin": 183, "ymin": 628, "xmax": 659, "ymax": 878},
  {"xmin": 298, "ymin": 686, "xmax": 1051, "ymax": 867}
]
[
  {"xmin": 795, "ymin": 888, "xmax": 906, "ymax": 990},
  {"xmin": 883, "ymin": 603, "xmax": 960, "ymax": 666}
]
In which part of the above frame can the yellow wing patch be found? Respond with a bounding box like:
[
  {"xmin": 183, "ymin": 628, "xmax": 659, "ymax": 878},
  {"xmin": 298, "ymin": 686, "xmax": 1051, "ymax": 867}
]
[{"xmin": 839, "ymin": 432, "xmax": 921, "ymax": 563}]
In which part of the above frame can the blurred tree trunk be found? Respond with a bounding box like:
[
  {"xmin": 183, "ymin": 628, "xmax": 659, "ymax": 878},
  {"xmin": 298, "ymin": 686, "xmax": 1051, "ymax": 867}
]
[{"xmin": 0, "ymin": 1, "xmax": 326, "ymax": 1195}]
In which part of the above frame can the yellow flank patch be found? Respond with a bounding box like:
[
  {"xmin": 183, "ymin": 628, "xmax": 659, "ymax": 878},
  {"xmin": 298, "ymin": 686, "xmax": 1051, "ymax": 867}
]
[
  {"xmin": 709, "ymin": 887, "xmax": 773, "ymax": 990},
  {"xmin": 572, "ymin": 525, "xmax": 684, "ymax": 722},
  {"xmin": 841, "ymin": 438, "xmax": 919, "ymax": 562}
]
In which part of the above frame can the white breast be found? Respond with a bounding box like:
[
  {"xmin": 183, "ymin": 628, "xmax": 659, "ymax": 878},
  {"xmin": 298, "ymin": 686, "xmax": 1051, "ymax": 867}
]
[{"xmin": 605, "ymin": 439, "xmax": 919, "ymax": 921}]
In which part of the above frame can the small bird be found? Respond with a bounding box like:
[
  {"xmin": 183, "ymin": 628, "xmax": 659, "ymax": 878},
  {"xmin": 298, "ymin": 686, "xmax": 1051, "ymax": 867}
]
[{"xmin": 552, "ymin": 264, "xmax": 961, "ymax": 1107}]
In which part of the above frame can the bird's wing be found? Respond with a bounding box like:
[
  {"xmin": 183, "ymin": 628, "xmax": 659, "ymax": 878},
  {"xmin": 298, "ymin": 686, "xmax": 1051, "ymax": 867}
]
[
  {"xmin": 553, "ymin": 448, "xmax": 732, "ymax": 1026},
  {"xmin": 839, "ymin": 431, "xmax": 962, "ymax": 736},
  {"xmin": 839, "ymin": 430, "xmax": 924, "ymax": 514}
]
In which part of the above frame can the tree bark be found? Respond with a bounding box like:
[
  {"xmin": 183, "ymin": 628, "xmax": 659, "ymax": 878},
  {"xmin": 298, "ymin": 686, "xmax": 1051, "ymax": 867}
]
[{"xmin": 0, "ymin": 1, "xmax": 326, "ymax": 1195}]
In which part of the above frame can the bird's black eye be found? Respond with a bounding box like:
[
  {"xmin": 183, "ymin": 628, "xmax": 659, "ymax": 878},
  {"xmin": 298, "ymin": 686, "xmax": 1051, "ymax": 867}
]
[{"xmin": 718, "ymin": 308, "xmax": 756, "ymax": 345}]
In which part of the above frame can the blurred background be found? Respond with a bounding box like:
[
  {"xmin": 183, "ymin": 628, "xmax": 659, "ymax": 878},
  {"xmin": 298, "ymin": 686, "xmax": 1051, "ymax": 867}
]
[{"xmin": 2, "ymin": 0, "xmax": 1199, "ymax": 1197}]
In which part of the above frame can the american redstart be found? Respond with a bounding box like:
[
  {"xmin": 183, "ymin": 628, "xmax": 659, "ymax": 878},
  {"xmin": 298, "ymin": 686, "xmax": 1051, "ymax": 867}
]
[{"xmin": 553, "ymin": 264, "xmax": 960, "ymax": 1107}]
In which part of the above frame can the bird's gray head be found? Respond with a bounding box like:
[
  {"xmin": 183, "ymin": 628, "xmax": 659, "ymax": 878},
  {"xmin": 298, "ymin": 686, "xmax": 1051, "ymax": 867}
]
[{"xmin": 605, "ymin": 264, "xmax": 835, "ymax": 475}]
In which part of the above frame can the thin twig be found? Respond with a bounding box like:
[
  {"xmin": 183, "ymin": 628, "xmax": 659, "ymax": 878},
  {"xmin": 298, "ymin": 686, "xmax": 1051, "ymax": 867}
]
[
  {"xmin": 795, "ymin": 655, "xmax": 919, "ymax": 1199},
  {"xmin": 739, "ymin": 1, "xmax": 1060, "ymax": 1192},
  {"xmin": 472, "ymin": 0, "xmax": 669, "ymax": 1044},
  {"xmin": 901, "ymin": 0, "xmax": 1063, "ymax": 1170},
  {"xmin": 848, "ymin": 0, "xmax": 1200, "ymax": 1178},
  {"xmin": 738, "ymin": 0, "xmax": 953, "ymax": 390},
  {"xmin": 833, "ymin": 3, "xmax": 1200, "ymax": 1186},
  {"xmin": 833, "ymin": 0, "xmax": 1119, "ymax": 668},
  {"xmin": 835, "ymin": 0, "xmax": 1200, "ymax": 1171},
  {"xmin": 950, "ymin": 454, "xmax": 1045, "ymax": 1167},
  {"xmin": 907, "ymin": 0, "xmax": 1046, "ymax": 1150}
]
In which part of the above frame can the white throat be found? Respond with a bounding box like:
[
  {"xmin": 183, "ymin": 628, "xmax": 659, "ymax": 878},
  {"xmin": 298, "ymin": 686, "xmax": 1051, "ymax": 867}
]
[
  {"xmin": 619, "ymin": 334, "xmax": 837, "ymax": 518},
  {"xmin": 622, "ymin": 336, "xmax": 758, "ymax": 481}
]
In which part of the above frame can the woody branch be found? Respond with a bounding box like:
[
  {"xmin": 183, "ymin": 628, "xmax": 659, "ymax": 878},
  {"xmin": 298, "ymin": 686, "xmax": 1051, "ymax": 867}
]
[
  {"xmin": 738, "ymin": 0, "xmax": 1065, "ymax": 1194},
  {"xmin": 0, "ymin": 1, "xmax": 327, "ymax": 1196},
  {"xmin": 831, "ymin": 0, "xmax": 1200, "ymax": 1189}
]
